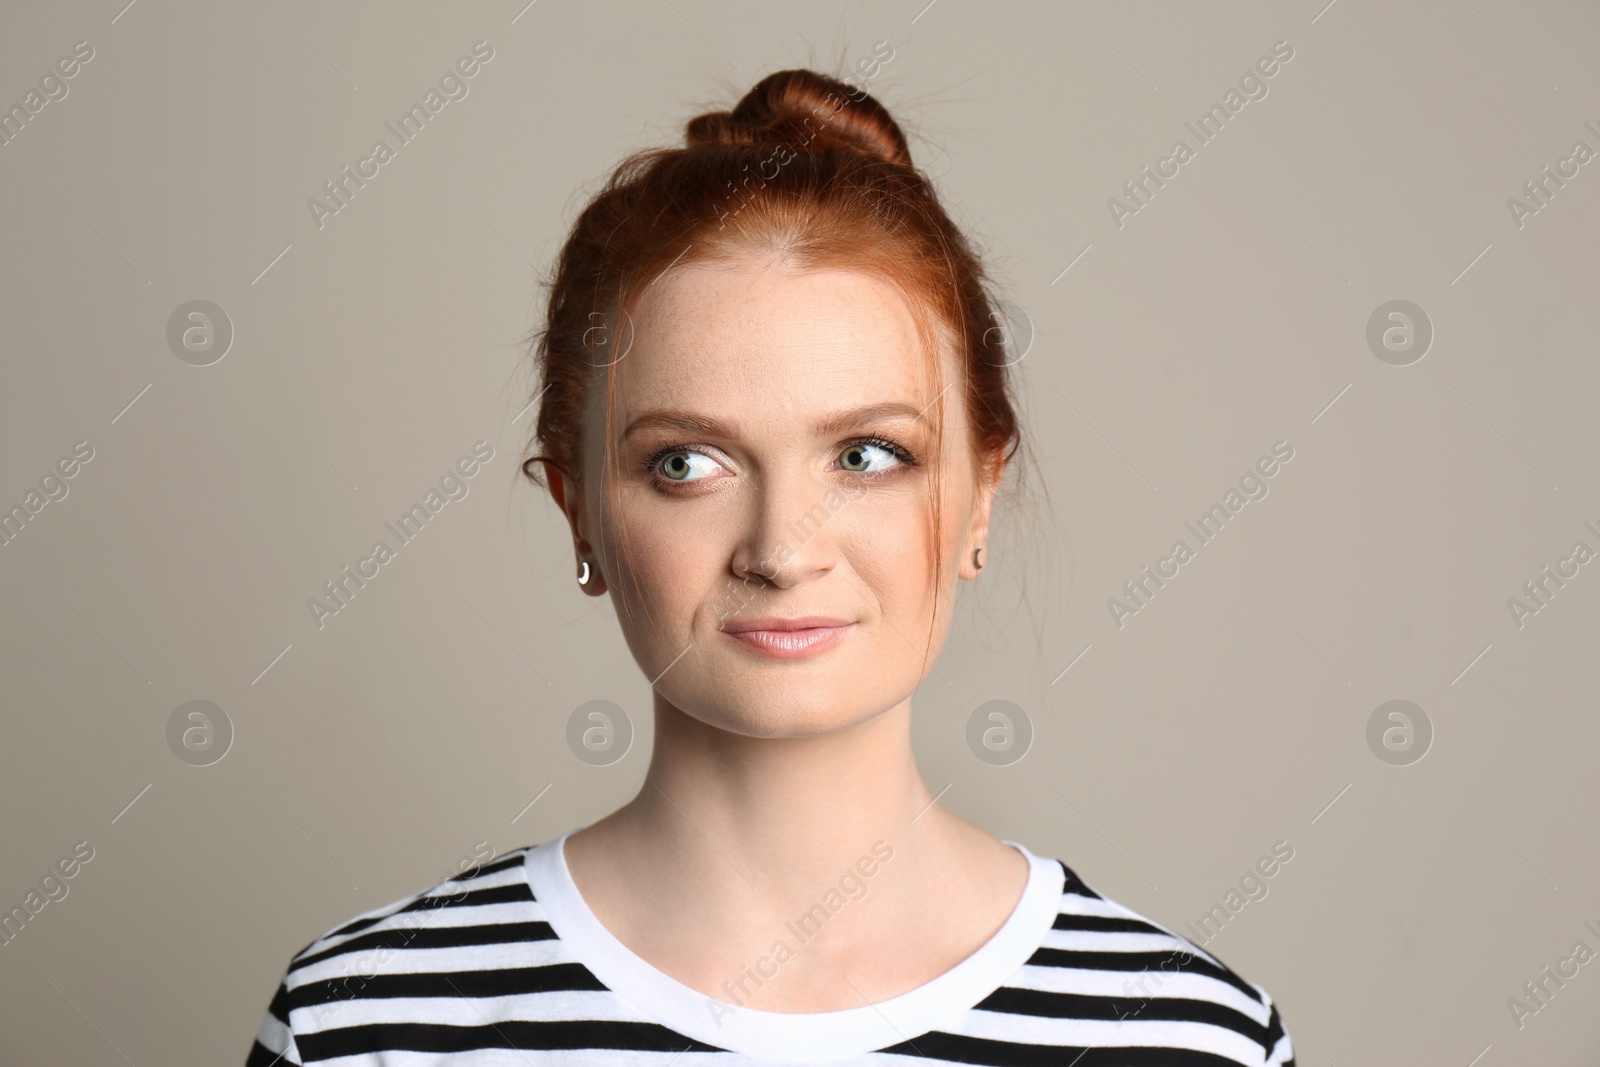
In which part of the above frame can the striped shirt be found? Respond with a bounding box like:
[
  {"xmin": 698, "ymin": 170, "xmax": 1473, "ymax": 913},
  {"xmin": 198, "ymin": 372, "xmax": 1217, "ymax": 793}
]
[{"xmin": 248, "ymin": 832, "xmax": 1295, "ymax": 1065}]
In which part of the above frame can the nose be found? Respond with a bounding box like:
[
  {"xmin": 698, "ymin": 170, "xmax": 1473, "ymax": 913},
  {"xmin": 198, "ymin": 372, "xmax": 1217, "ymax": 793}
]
[{"xmin": 730, "ymin": 467, "xmax": 841, "ymax": 590}]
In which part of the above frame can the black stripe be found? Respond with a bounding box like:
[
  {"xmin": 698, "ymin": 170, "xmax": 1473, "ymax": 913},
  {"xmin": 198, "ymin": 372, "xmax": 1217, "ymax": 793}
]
[
  {"xmin": 1051, "ymin": 912, "xmax": 1175, "ymax": 936},
  {"xmin": 312, "ymin": 880, "xmax": 535, "ymax": 944},
  {"xmin": 296, "ymin": 1019, "xmax": 724, "ymax": 1059},
  {"xmin": 287, "ymin": 961, "xmax": 609, "ymax": 1010},
  {"xmin": 265, "ymin": 974, "xmax": 293, "ymax": 1024},
  {"xmin": 1263, "ymin": 1001, "xmax": 1289, "ymax": 1061},
  {"xmin": 460, "ymin": 851, "xmax": 532, "ymax": 880},
  {"xmin": 246, "ymin": 1036, "xmax": 297, "ymax": 1066},
  {"xmin": 878, "ymin": 1029, "xmax": 1258, "ymax": 1066},
  {"xmin": 1053, "ymin": 860, "xmax": 1104, "ymax": 900}
]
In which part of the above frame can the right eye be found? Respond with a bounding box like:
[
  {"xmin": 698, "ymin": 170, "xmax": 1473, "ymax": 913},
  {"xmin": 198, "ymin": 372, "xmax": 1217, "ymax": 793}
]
[{"xmin": 650, "ymin": 447, "xmax": 723, "ymax": 484}]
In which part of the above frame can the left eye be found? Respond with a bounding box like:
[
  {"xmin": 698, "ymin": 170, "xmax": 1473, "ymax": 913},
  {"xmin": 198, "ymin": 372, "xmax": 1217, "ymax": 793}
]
[{"xmin": 838, "ymin": 441, "xmax": 903, "ymax": 473}]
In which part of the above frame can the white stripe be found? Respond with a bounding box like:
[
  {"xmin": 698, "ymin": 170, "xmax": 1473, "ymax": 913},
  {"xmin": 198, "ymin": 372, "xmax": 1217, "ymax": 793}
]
[
  {"xmin": 252, "ymin": 1006, "xmax": 295, "ymax": 1053},
  {"xmin": 292, "ymin": 988, "xmax": 655, "ymax": 1031},
  {"xmin": 1052, "ymin": 892, "xmax": 1146, "ymax": 918},
  {"xmin": 1038, "ymin": 926, "xmax": 1204, "ymax": 953},
  {"xmin": 308, "ymin": 1051, "xmax": 931, "ymax": 1067}
]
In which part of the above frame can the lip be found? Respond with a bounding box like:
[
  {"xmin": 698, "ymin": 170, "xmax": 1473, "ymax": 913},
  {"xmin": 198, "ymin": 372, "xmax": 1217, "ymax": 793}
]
[
  {"xmin": 720, "ymin": 616, "xmax": 855, "ymax": 659},
  {"xmin": 722, "ymin": 615, "xmax": 853, "ymax": 633}
]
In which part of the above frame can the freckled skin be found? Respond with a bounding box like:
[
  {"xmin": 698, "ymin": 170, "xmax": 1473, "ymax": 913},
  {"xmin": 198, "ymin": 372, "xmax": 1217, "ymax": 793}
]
[
  {"xmin": 591, "ymin": 261, "xmax": 977, "ymax": 736},
  {"xmin": 543, "ymin": 256, "xmax": 1028, "ymax": 1013}
]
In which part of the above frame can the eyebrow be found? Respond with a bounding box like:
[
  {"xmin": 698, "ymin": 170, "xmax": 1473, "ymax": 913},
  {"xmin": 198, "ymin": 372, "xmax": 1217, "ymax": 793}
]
[{"xmin": 621, "ymin": 401, "xmax": 931, "ymax": 442}]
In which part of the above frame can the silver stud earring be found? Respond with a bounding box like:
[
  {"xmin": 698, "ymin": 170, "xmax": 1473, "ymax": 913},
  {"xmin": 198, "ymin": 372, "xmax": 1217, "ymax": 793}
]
[{"xmin": 577, "ymin": 560, "xmax": 591, "ymax": 586}]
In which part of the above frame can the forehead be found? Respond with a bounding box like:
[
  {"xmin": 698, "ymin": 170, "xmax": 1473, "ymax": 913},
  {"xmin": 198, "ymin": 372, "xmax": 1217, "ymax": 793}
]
[{"xmin": 615, "ymin": 261, "xmax": 936, "ymax": 411}]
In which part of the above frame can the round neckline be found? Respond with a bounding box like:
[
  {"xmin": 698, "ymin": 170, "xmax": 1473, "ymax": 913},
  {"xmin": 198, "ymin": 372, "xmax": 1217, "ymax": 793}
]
[{"xmin": 522, "ymin": 829, "xmax": 1064, "ymax": 1061}]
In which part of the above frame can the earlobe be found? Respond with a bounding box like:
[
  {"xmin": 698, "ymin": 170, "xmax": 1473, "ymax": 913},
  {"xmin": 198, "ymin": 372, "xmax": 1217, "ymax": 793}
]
[
  {"xmin": 960, "ymin": 543, "xmax": 986, "ymax": 581},
  {"xmin": 964, "ymin": 453, "xmax": 1004, "ymax": 578},
  {"xmin": 575, "ymin": 556, "xmax": 607, "ymax": 595},
  {"xmin": 542, "ymin": 461, "xmax": 606, "ymax": 595}
]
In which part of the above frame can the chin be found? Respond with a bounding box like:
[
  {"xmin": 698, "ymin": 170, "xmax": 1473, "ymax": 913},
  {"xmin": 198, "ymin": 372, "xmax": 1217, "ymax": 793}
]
[{"xmin": 679, "ymin": 685, "xmax": 888, "ymax": 740}]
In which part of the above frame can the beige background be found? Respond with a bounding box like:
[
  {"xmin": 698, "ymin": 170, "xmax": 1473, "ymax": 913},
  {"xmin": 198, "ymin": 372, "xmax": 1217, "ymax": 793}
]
[{"xmin": 2, "ymin": 0, "xmax": 1598, "ymax": 1062}]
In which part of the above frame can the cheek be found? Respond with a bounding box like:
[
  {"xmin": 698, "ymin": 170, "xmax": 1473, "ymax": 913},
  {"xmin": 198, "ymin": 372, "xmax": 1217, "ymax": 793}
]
[
  {"xmin": 604, "ymin": 492, "xmax": 755, "ymax": 643},
  {"xmin": 609, "ymin": 503, "xmax": 719, "ymax": 601},
  {"xmin": 842, "ymin": 495, "xmax": 936, "ymax": 607},
  {"xmin": 857, "ymin": 477, "xmax": 973, "ymax": 626}
]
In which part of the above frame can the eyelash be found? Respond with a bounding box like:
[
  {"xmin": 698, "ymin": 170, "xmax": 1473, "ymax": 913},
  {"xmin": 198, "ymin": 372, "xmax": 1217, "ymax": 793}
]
[{"xmin": 643, "ymin": 435, "xmax": 919, "ymax": 491}]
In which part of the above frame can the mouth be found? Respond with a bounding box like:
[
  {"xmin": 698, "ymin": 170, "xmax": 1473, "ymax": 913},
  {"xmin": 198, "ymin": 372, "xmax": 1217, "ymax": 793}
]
[{"xmin": 720, "ymin": 616, "xmax": 855, "ymax": 659}]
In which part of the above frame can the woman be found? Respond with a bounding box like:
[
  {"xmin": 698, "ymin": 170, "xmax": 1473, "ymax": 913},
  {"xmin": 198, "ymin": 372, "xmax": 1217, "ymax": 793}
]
[{"xmin": 248, "ymin": 67, "xmax": 1295, "ymax": 1065}]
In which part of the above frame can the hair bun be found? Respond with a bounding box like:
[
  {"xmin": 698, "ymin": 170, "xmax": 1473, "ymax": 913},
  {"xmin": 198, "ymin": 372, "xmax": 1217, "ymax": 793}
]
[{"xmin": 685, "ymin": 68, "xmax": 911, "ymax": 167}]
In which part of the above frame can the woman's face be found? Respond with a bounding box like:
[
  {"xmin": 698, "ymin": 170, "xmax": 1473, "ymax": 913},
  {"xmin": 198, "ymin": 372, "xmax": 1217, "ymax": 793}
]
[{"xmin": 571, "ymin": 258, "xmax": 997, "ymax": 738}]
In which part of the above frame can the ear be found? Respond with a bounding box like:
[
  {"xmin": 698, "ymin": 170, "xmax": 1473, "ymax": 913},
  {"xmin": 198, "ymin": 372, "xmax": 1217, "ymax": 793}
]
[
  {"xmin": 959, "ymin": 450, "xmax": 1005, "ymax": 580},
  {"xmin": 541, "ymin": 459, "xmax": 607, "ymax": 596}
]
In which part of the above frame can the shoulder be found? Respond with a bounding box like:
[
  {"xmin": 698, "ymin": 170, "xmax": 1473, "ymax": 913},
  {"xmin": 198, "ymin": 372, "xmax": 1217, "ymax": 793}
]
[
  {"xmin": 284, "ymin": 844, "xmax": 540, "ymax": 982},
  {"xmin": 1012, "ymin": 854, "xmax": 1296, "ymax": 1065},
  {"xmin": 248, "ymin": 846, "xmax": 557, "ymax": 1065}
]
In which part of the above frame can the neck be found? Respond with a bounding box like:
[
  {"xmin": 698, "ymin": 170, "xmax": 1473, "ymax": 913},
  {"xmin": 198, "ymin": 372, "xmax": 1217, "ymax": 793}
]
[
  {"xmin": 559, "ymin": 692, "xmax": 1028, "ymax": 1010},
  {"xmin": 617, "ymin": 693, "xmax": 937, "ymax": 898}
]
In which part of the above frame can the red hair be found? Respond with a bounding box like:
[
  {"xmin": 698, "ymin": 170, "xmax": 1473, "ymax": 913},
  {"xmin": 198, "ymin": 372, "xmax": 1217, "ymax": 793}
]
[{"xmin": 521, "ymin": 68, "xmax": 1033, "ymax": 652}]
